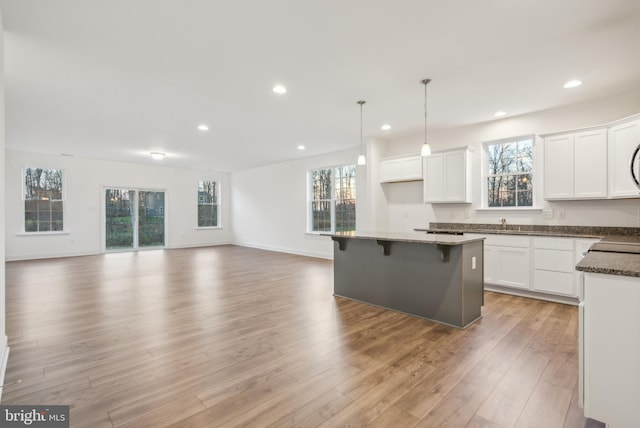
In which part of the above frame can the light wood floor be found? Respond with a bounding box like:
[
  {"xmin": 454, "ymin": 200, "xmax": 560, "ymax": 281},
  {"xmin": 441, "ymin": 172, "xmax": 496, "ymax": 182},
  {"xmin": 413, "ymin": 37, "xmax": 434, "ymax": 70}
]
[{"xmin": 4, "ymin": 245, "xmax": 587, "ymax": 427}]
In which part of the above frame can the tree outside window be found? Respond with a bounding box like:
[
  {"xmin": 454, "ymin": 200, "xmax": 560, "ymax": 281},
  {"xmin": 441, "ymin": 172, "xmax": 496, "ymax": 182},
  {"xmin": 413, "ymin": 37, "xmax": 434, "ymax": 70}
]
[
  {"xmin": 198, "ymin": 180, "xmax": 219, "ymax": 227},
  {"xmin": 309, "ymin": 165, "xmax": 356, "ymax": 232},
  {"xmin": 486, "ymin": 137, "xmax": 534, "ymax": 207},
  {"xmin": 24, "ymin": 167, "xmax": 64, "ymax": 232}
]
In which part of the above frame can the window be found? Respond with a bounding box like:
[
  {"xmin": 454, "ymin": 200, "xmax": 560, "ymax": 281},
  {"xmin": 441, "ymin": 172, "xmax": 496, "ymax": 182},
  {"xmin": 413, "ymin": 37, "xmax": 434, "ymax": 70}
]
[
  {"xmin": 198, "ymin": 180, "xmax": 219, "ymax": 227},
  {"xmin": 485, "ymin": 136, "xmax": 534, "ymax": 207},
  {"xmin": 309, "ymin": 164, "xmax": 356, "ymax": 232},
  {"xmin": 24, "ymin": 167, "xmax": 64, "ymax": 232}
]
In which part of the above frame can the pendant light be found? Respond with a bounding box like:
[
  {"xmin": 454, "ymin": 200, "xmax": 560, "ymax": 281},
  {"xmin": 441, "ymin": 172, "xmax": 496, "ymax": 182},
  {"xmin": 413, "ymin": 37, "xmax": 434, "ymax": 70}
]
[
  {"xmin": 357, "ymin": 100, "xmax": 367, "ymax": 165},
  {"xmin": 421, "ymin": 79, "xmax": 432, "ymax": 157}
]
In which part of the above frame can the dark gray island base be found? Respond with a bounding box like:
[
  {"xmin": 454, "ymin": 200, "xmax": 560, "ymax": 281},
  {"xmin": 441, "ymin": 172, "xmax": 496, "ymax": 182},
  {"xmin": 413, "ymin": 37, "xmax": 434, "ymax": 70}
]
[{"xmin": 326, "ymin": 231, "xmax": 485, "ymax": 329}]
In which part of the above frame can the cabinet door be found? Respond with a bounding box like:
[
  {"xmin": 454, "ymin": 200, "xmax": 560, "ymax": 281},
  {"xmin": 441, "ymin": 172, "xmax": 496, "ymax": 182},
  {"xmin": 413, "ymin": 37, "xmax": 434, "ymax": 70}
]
[
  {"xmin": 533, "ymin": 270, "xmax": 575, "ymax": 296},
  {"xmin": 574, "ymin": 129, "xmax": 608, "ymax": 199},
  {"xmin": 495, "ymin": 247, "xmax": 530, "ymax": 289},
  {"xmin": 379, "ymin": 159, "xmax": 401, "ymax": 183},
  {"xmin": 609, "ymin": 120, "xmax": 640, "ymax": 198},
  {"xmin": 400, "ymin": 156, "xmax": 423, "ymax": 181},
  {"xmin": 424, "ymin": 153, "xmax": 444, "ymax": 202},
  {"xmin": 583, "ymin": 274, "xmax": 640, "ymax": 426},
  {"xmin": 444, "ymin": 150, "xmax": 468, "ymax": 202},
  {"xmin": 544, "ymin": 134, "xmax": 574, "ymax": 199},
  {"xmin": 483, "ymin": 245, "xmax": 495, "ymax": 283}
]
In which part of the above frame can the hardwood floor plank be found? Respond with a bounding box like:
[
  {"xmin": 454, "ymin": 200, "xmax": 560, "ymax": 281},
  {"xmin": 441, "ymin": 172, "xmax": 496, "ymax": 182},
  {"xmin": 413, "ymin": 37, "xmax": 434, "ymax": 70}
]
[
  {"xmin": 3, "ymin": 246, "xmax": 587, "ymax": 427},
  {"xmin": 514, "ymin": 381, "xmax": 573, "ymax": 428}
]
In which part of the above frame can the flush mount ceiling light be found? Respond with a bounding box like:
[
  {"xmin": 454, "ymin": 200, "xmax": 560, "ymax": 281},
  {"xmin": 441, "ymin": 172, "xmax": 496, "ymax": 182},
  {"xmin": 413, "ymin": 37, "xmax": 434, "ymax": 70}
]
[
  {"xmin": 381, "ymin": 124, "xmax": 391, "ymax": 131},
  {"xmin": 357, "ymin": 100, "xmax": 366, "ymax": 166},
  {"xmin": 563, "ymin": 79, "xmax": 582, "ymax": 89},
  {"xmin": 273, "ymin": 85, "xmax": 287, "ymax": 94},
  {"xmin": 494, "ymin": 111, "xmax": 507, "ymax": 117},
  {"xmin": 420, "ymin": 78, "xmax": 432, "ymax": 157},
  {"xmin": 297, "ymin": 145, "xmax": 306, "ymax": 151},
  {"xmin": 150, "ymin": 152, "xmax": 166, "ymax": 160},
  {"xmin": 197, "ymin": 124, "xmax": 209, "ymax": 131}
]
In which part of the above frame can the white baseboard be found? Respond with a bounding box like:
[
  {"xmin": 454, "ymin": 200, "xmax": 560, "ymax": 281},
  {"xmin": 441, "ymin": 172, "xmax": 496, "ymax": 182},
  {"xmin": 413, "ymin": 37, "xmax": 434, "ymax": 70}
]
[
  {"xmin": 167, "ymin": 241, "xmax": 233, "ymax": 250},
  {"xmin": 233, "ymin": 241, "xmax": 333, "ymax": 260},
  {"xmin": 485, "ymin": 284, "xmax": 579, "ymax": 306},
  {"xmin": 0, "ymin": 335, "xmax": 10, "ymax": 403},
  {"xmin": 5, "ymin": 250, "xmax": 102, "ymax": 262}
]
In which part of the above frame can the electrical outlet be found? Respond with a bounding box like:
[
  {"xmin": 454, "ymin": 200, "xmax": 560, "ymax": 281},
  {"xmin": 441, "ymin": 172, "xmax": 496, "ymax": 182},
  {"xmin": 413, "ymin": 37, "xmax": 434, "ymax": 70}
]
[{"xmin": 558, "ymin": 209, "xmax": 566, "ymax": 220}]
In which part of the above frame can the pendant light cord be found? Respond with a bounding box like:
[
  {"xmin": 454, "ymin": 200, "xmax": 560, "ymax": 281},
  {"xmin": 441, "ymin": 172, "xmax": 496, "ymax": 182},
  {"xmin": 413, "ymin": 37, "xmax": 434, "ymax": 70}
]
[
  {"xmin": 422, "ymin": 79, "xmax": 430, "ymax": 147},
  {"xmin": 358, "ymin": 100, "xmax": 366, "ymax": 154}
]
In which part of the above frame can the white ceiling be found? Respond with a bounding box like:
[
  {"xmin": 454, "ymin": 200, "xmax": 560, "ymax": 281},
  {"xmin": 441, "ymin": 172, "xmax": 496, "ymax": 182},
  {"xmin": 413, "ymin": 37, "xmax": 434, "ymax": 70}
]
[{"xmin": 2, "ymin": 0, "xmax": 640, "ymax": 172}]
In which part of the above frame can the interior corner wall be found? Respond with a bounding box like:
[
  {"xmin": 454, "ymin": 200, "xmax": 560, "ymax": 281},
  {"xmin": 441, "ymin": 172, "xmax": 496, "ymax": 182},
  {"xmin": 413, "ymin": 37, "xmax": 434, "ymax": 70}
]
[
  {"xmin": 381, "ymin": 90, "xmax": 640, "ymax": 231},
  {"xmin": 0, "ymin": 7, "xmax": 9, "ymax": 397},
  {"xmin": 231, "ymin": 148, "xmax": 360, "ymax": 259},
  {"xmin": 4, "ymin": 150, "xmax": 233, "ymax": 260}
]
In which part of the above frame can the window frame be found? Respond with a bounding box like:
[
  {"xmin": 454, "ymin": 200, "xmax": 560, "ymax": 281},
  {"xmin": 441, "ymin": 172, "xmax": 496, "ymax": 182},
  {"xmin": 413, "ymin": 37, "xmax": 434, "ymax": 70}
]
[
  {"xmin": 196, "ymin": 180, "xmax": 221, "ymax": 229},
  {"xmin": 307, "ymin": 164, "xmax": 357, "ymax": 233},
  {"xmin": 22, "ymin": 166, "xmax": 66, "ymax": 233},
  {"xmin": 481, "ymin": 135, "xmax": 538, "ymax": 210}
]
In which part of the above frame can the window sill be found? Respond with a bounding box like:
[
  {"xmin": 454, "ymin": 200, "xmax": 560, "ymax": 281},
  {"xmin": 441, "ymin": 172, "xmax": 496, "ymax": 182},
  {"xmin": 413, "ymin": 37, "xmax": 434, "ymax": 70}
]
[
  {"xmin": 476, "ymin": 207, "xmax": 543, "ymax": 212},
  {"xmin": 16, "ymin": 231, "xmax": 71, "ymax": 236},
  {"xmin": 195, "ymin": 226, "xmax": 223, "ymax": 230}
]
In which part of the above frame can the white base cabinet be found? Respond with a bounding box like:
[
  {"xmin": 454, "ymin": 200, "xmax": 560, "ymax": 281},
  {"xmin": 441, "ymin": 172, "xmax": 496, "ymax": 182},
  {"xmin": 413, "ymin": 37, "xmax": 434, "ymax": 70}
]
[
  {"xmin": 467, "ymin": 233, "xmax": 597, "ymax": 303},
  {"xmin": 469, "ymin": 234, "xmax": 530, "ymax": 290},
  {"xmin": 532, "ymin": 237, "xmax": 576, "ymax": 297},
  {"xmin": 581, "ymin": 273, "xmax": 640, "ymax": 427}
]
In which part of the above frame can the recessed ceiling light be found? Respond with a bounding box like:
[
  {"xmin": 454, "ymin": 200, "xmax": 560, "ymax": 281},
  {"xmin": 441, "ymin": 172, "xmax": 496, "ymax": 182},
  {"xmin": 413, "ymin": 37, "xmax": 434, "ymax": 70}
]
[
  {"xmin": 273, "ymin": 85, "xmax": 287, "ymax": 94},
  {"xmin": 494, "ymin": 111, "xmax": 507, "ymax": 117},
  {"xmin": 197, "ymin": 124, "xmax": 209, "ymax": 131},
  {"xmin": 150, "ymin": 152, "xmax": 166, "ymax": 160},
  {"xmin": 297, "ymin": 145, "xmax": 306, "ymax": 151},
  {"xmin": 381, "ymin": 124, "xmax": 391, "ymax": 130},
  {"xmin": 563, "ymin": 79, "xmax": 582, "ymax": 89}
]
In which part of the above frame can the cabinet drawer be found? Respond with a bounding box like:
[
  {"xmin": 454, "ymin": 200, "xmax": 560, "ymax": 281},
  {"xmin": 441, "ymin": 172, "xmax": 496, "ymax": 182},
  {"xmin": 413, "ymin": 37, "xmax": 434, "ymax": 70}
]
[
  {"xmin": 483, "ymin": 234, "xmax": 530, "ymax": 248},
  {"xmin": 533, "ymin": 237, "xmax": 574, "ymax": 251},
  {"xmin": 534, "ymin": 249, "xmax": 574, "ymax": 272},
  {"xmin": 533, "ymin": 270, "xmax": 575, "ymax": 296}
]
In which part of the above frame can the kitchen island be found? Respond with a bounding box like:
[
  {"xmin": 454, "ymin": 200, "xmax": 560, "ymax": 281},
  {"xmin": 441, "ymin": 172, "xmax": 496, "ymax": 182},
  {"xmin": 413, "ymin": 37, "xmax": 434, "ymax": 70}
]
[{"xmin": 326, "ymin": 231, "xmax": 484, "ymax": 328}]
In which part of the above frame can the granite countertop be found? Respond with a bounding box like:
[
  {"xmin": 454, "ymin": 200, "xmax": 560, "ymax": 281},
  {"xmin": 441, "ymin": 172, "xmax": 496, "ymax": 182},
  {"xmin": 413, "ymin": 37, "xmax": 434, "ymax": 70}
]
[
  {"xmin": 324, "ymin": 231, "xmax": 484, "ymax": 246},
  {"xmin": 415, "ymin": 227, "xmax": 603, "ymax": 239},
  {"xmin": 420, "ymin": 222, "xmax": 640, "ymax": 240},
  {"xmin": 419, "ymin": 223, "xmax": 640, "ymax": 278},
  {"xmin": 576, "ymin": 252, "xmax": 640, "ymax": 278}
]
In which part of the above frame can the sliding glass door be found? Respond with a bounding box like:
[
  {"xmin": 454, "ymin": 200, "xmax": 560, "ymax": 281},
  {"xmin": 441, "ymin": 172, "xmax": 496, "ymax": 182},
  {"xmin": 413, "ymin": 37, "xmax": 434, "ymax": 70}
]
[
  {"xmin": 105, "ymin": 188, "xmax": 165, "ymax": 250},
  {"xmin": 138, "ymin": 191, "xmax": 165, "ymax": 247}
]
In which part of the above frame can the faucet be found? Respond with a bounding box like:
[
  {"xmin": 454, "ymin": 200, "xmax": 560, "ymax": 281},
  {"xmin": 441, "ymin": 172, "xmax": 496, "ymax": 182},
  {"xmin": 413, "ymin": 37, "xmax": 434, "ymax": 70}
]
[{"xmin": 500, "ymin": 218, "xmax": 507, "ymax": 230}]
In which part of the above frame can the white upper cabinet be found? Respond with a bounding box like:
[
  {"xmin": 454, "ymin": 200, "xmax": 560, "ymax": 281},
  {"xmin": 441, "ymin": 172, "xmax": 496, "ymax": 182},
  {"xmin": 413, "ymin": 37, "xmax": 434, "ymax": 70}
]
[
  {"xmin": 544, "ymin": 133, "xmax": 574, "ymax": 199},
  {"xmin": 608, "ymin": 118, "xmax": 640, "ymax": 198},
  {"xmin": 544, "ymin": 128, "xmax": 607, "ymax": 200},
  {"xmin": 574, "ymin": 129, "xmax": 608, "ymax": 198},
  {"xmin": 423, "ymin": 147, "xmax": 472, "ymax": 203},
  {"xmin": 379, "ymin": 154, "xmax": 423, "ymax": 183}
]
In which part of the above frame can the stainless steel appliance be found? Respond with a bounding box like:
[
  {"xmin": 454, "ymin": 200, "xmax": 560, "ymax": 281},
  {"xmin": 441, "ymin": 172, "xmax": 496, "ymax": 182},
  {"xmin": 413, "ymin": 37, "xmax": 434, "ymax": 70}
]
[{"xmin": 632, "ymin": 142, "xmax": 640, "ymax": 191}]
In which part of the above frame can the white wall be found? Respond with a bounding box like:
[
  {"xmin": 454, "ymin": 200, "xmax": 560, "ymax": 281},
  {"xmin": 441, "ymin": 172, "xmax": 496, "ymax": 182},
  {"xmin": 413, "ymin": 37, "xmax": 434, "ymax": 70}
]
[
  {"xmin": 5, "ymin": 151, "xmax": 233, "ymax": 260},
  {"xmin": 381, "ymin": 90, "xmax": 640, "ymax": 231},
  {"xmin": 231, "ymin": 148, "xmax": 361, "ymax": 259},
  {"xmin": 0, "ymin": 7, "xmax": 9, "ymax": 396}
]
